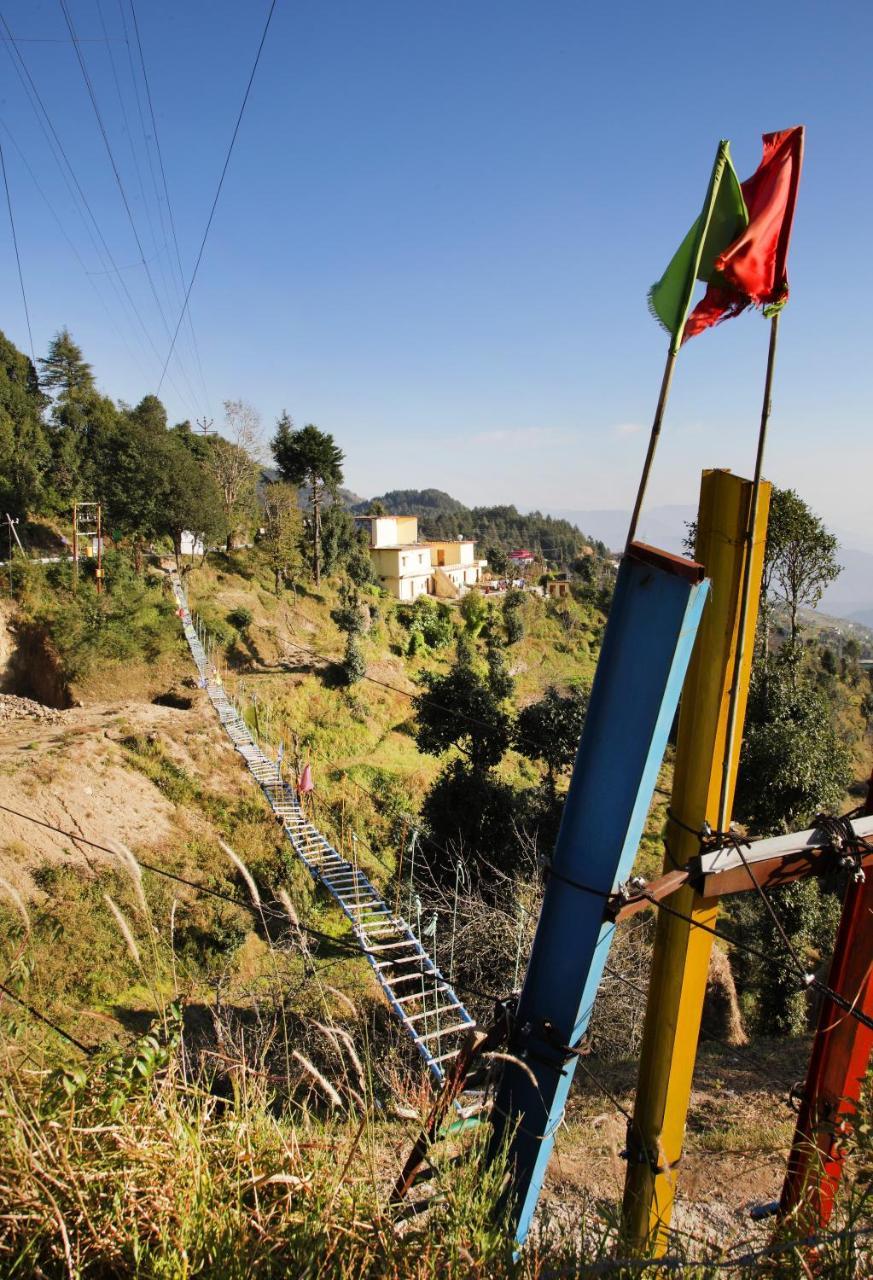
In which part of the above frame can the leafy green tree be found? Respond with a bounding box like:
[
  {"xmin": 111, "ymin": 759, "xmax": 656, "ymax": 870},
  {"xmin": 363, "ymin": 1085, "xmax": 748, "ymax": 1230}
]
[
  {"xmin": 159, "ymin": 440, "xmax": 226, "ymax": 569},
  {"xmin": 502, "ymin": 588, "xmax": 525, "ymax": 644},
  {"xmin": 261, "ymin": 481, "xmax": 303, "ymax": 593},
  {"xmin": 38, "ymin": 328, "xmax": 94, "ymax": 398},
  {"xmin": 413, "ymin": 665, "xmax": 512, "ymax": 771},
  {"xmin": 0, "ymin": 329, "xmax": 49, "ymax": 519},
  {"xmin": 127, "ymin": 393, "xmax": 167, "ymax": 436},
  {"xmin": 93, "ymin": 413, "xmax": 167, "ymax": 571},
  {"xmin": 342, "ymin": 632, "xmax": 366, "ymax": 685},
  {"xmin": 459, "ymin": 588, "xmax": 489, "ymax": 636},
  {"xmin": 271, "ymin": 416, "xmax": 344, "ymax": 585},
  {"xmin": 734, "ymin": 646, "xmax": 853, "ymax": 834},
  {"xmin": 486, "ymin": 544, "xmax": 508, "ymax": 575},
  {"xmin": 485, "ymin": 636, "xmax": 514, "ymax": 700},
  {"xmin": 761, "ymin": 488, "xmax": 841, "ymax": 645},
  {"xmin": 728, "ymin": 878, "xmax": 841, "ymax": 1036},
  {"xmin": 516, "ymin": 684, "xmax": 589, "ymax": 798},
  {"xmin": 331, "ymin": 580, "xmax": 365, "ymax": 636},
  {"xmin": 204, "ymin": 400, "xmax": 261, "ymax": 550},
  {"xmin": 421, "ymin": 761, "xmax": 533, "ymax": 885},
  {"xmin": 396, "ymin": 597, "xmax": 454, "ymax": 650}
]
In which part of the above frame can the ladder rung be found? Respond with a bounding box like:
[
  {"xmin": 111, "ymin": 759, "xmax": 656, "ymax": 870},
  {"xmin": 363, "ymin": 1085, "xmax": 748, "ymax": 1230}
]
[
  {"xmin": 415, "ymin": 1022, "xmax": 472, "ymax": 1044},
  {"xmin": 405, "ymin": 1002, "xmax": 463, "ymax": 1024}
]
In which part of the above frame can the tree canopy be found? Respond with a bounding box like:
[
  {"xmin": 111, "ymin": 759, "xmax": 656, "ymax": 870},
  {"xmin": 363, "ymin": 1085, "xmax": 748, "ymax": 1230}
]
[{"xmin": 271, "ymin": 418, "xmax": 344, "ymax": 584}]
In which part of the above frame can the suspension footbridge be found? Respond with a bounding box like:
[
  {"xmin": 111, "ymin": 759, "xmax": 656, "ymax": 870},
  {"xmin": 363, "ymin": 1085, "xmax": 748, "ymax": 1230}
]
[{"xmin": 170, "ymin": 574, "xmax": 475, "ymax": 1085}]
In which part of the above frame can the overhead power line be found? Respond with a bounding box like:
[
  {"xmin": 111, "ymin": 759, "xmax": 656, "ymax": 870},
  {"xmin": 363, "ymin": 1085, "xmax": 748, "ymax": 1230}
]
[
  {"xmin": 158, "ymin": 0, "xmax": 279, "ymax": 394},
  {"xmin": 0, "ymin": 133, "xmax": 35, "ymax": 360},
  {"xmin": 0, "ymin": 10, "xmax": 194, "ymax": 407},
  {"xmin": 57, "ymin": 0, "xmax": 203, "ymax": 414},
  {"xmin": 126, "ymin": 0, "xmax": 212, "ymax": 416}
]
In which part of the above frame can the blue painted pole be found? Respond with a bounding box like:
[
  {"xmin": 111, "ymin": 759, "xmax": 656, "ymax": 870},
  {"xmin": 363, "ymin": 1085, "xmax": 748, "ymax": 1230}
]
[{"xmin": 489, "ymin": 544, "xmax": 709, "ymax": 1247}]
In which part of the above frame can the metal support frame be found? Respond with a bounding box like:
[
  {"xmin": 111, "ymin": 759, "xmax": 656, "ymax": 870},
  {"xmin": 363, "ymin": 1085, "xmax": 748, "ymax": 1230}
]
[
  {"xmin": 488, "ymin": 541, "xmax": 710, "ymax": 1248},
  {"xmin": 779, "ymin": 772, "xmax": 873, "ymax": 1229},
  {"xmin": 72, "ymin": 501, "xmax": 103, "ymax": 594},
  {"xmin": 621, "ymin": 469, "xmax": 771, "ymax": 1255}
]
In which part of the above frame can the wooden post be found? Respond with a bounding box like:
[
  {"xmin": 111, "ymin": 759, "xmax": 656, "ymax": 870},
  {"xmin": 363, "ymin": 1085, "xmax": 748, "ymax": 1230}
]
[
  {"xmin": 621, "ymin": 469, "xmax": 771, "ymax": 1254},
  {"xmin": 779, "ymin": 768, "xmax": 873, "ymax": 1229},
  {"xmin": 489, "ymin": 542, "xmax": 710, "ymax": 1248}
]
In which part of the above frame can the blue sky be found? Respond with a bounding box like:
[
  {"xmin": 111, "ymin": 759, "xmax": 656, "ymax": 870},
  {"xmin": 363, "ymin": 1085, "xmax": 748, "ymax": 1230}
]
[{"xmin": 1, "ymin": 1, "xmax": 871, "ymax": 547}]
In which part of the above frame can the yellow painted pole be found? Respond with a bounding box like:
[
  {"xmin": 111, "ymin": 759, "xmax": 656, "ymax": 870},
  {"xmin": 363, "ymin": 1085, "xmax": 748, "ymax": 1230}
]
[{"xmin": 620, "ymin": 468, "xmax": 771, "ymax": 1254}]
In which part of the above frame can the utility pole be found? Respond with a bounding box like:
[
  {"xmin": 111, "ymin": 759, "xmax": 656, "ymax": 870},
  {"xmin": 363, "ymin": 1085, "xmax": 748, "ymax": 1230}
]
[
  {"xmin": 197, "ymin": 416, "xmax": 214, "ymax": 436},
  {"xmin": 4, "ymin": 512, "xmax": 22, "ymax": 594},
  {"xmin": 71, "ymin": 502, "xmax": 103, "ymax": 594}
]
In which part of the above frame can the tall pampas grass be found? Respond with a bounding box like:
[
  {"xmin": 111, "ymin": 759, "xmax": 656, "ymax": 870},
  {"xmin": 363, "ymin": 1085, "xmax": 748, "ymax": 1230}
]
[
  {"xmin": 219, "ymin": 840, "xmax": 260, "ymax": 908},
  {"xmin": 0, "ymin": 876, "xmax": 30, "ymax": 934},
  {"xmin": 103, "ymin": 894, "xmax": 141, "ymax": 968},
  {"xmin": 110, "ymin": 841, "xmax": 150, "ymax": 920}
]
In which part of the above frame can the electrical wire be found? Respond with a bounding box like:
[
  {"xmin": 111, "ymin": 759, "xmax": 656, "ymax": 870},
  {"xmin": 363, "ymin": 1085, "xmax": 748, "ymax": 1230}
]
[
  {"xmin": 0, "ymin": 117, "xmax": 153, "ymax": 388},
  {"xmin": 57, "ymin": 0, "xmax": 202, "ymax": 414},
  {"xmin": 0, "ymin": 10, "xmax": 194, "ymax": 406},
  {"xmin": 158, "ymin": 0, "xmax": 279, "ymax": 394},
  {"xmin": 0, "ymin": 978, "xmax": 93, "ymax": 1056},
  {"xmin": 126, "ymin": 0, "xmax": 212, "ymax": 416},
  {"xmin": 0, "ymin": 133, "xmax": 35, "ymax": 361},
  {"xmin": 0, "ymin": 801, "xmax": 363, "ymax": 959}
]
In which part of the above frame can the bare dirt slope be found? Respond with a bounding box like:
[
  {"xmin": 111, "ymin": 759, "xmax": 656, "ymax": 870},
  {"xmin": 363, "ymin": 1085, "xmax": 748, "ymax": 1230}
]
[{"xmin": 0, "ymin": 692, "xmax": 248, "ymax": 894}]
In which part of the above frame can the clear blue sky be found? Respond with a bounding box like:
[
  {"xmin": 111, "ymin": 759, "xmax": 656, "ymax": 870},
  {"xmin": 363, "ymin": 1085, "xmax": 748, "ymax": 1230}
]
[{"xmin": 2, "ymin": 1, "xmax": 871, "ymax": 546}]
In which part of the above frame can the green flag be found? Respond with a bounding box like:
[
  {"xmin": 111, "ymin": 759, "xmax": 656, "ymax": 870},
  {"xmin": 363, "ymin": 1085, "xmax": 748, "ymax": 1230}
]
[{"xmin": 648, "ymin": 141, "xmax": 748, "ymax": 341}]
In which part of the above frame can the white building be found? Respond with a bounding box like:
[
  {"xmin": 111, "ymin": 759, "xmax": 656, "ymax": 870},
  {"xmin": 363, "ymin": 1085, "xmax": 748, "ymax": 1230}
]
[{"xmin": 354, "ymin": 515, "xmax": 486, "ymax": 601}]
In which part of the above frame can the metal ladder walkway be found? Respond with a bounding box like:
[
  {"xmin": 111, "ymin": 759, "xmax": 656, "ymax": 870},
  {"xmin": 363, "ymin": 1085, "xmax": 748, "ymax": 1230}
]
[{"xmin": 170, "ymin": 574, "xmax": 475, "ymax": 1084}]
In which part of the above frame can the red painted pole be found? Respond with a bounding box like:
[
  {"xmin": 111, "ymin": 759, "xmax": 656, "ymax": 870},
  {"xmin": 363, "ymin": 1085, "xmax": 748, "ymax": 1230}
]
[{"xmin": 779, "ymin": 767, "xmax": 873, "ymax": 1228}]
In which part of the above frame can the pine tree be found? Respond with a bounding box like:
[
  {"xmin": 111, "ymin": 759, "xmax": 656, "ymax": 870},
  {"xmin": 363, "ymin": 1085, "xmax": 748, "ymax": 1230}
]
[{"xmin": 271, "ymin": 416, "xmax": 344, "ymax": 585}]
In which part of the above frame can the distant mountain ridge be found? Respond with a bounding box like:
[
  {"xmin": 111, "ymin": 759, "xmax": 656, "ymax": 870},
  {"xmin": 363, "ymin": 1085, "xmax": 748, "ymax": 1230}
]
[{"xmin": 548, "ymin": 504, "xmax": 873, "ymax": 628}]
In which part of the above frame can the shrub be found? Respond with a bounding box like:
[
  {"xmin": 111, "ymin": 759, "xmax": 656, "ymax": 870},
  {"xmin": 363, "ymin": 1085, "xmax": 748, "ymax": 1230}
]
[
  {"xmin": 342, "ymin": 633, "xmax": 366, "ymax": 685},
  {"xmin": 226, "ymin": 606, "xmax": 253, "ymax": 631}
]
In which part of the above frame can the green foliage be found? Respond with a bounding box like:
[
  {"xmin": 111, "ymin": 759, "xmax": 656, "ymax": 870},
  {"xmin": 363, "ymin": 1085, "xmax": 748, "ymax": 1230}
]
[
  {"xmin": 762, "ymin": 488, "xmax": 842, "ymax": 642},
  {"xmin": 271, "ymin": 416, "xmax": 344, "ymax": 584},
  {"xmin": 203, "ymin": 403, "xmax": 261, "ymax": 550},
  {"xmin": 227, "ymin": 606, "xmax": 253, "ymax": 631},
  {"xmin": 516, "ymin": 684, "xmax": 589, "ymax": 787},
  {"xmin": 485, "ymin": 638, "xmax": 514, "ymax": 701},
  {"xmin": 485, "ymin": 543, "xmax": 508, "ymax": 574},
  {"xmin": 38, "ymin": 326, "xmax": 94, "ymax": 397},
  {"xmin": 421, "ymin": 759, "xmax": 534, "ymax": 882},
  {"xmin": 396, "ymin": 596, "xmax": 455, "ymax": 650},
  {"xmin": 260, "ymin": 480, "xmax": 304, "ymax": 592},
  {"xmin": 727, "ymin": 878, "xmax": 842, "ymax": 1035},
  {"xmin": 26, "ymin": 557, "xmax": 178, "ymax": 681},
  {"xmin": 502, "ymin": 589, "xmax": 525, "ymax": 644},
  {"xmin": 735, "ymin": 646, "xmax": 854, "ymax": 834},
  {"xmin": 459, "ymin": 588, "xmax": 489, "ymax": 636},
  {"xmin": 331, "ymin": 580, "xmax": 365, "ymax": 636},
  {"xmin": 341, "ymin": 632, "xmax": 366, "ymax": 685},
  {"xmin": 0, "ymin": 329, "xmax": 49, "ymax": 520},
  {"xmin": 413, "ymin": 664, "xmax": 512, "ymax": 770}
]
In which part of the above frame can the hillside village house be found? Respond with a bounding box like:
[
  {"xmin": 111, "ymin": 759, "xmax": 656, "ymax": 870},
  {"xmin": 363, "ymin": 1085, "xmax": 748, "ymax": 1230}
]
[{"xmin": 354, "ymin": 515, "xmax": 485, "ymax": 601}]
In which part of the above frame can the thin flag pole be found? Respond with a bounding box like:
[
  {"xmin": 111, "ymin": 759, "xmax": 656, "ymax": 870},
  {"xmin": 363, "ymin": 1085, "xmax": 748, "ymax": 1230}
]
[
  {"xmin": 625, "ymin": 348, "xmax": 680, "ymax": 549},
  {"xmin": 716, "ymin": 310, "xmax": 780, "ymax": 831},
  {"xmin": 626, "ymin": 141, "xmax": 732, "ymax": 551}
]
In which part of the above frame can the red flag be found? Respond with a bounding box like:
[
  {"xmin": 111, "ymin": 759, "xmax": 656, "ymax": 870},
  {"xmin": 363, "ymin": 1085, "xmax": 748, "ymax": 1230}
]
[
  {"xmin": 684, "ymin": 126, "xmax": 804, "ymax": 340},
  {"xmin": 298, "ymin": 763, "xmax": 314, "ymax": 794}
]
